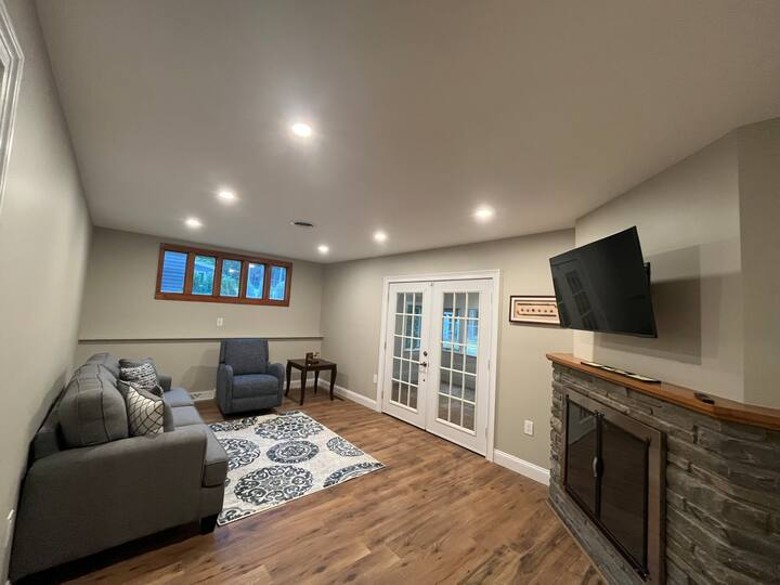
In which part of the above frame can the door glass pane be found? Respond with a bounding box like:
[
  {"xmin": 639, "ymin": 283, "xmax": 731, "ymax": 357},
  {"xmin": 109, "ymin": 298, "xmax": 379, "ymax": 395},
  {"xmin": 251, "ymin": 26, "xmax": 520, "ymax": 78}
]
[
  {"xmin": 450, "ymin": 399, "xmax": 462, "ymax": 426},
  {"xmin": 414, "ymin": 293, "xmax": 422, "ymax": 313},
  {"xmin": 409, "ymin": 386, "xmax": 418, "ymax": 409},
  {"xmin": 464, "ymin": 374, "xmax": 476, "ymax": 402},
  {"xmin": 438, "ymin": 394, "xmax": 449, "ymax": 419},
  {"xmin": 220, "ymin": 259, "xmax": 241, "ymax": 297},
  {"xmin": 246, "ymin": 263, "xmax": 265, "ymax": 299},
  {"xmin": 440, "ymin": 347, "xmax": 452, "ymax": 370},
  {"xmin": 455, "ymin": 292, "xmax": 466, "ymax": 317},
  {"xmin": 565, "ymin": 399, "xmax": 599, "ymax": 518},
  {"xmin": 192, "ymin": 256, "xmax": 216, "ymax": 295},
  {"xmin": 160, "ymin": 250, "xmax": 187, "ymax": 293},
  {"xmin": 391, "ymin": 381, "xmax": 400, "ymax": 402},
  {"xmin": 400, "ymin": 384, "xmax": 408, "ymax": 405},
  {"xmin": 395, "ymin": 314, "xmax": 404, "ymax": 335},
  {"xmin": 440, "ymin": 369, "xmax": 451, "ymax": 394},
  {"xmin": 467, "ymin": 292, "xmax": 479, "ymax": 315},
  {"xmin": 462, "ymin": 403, "xmax": 475, "ymax": 430},
  {"xmin": 451, "ymin": 372, "xmax": 463, "ymax": 399},
  {"xmin": 269, "ymin": 266, "xmax": 288, "ymax": 300},
  {"xmin": 393, "ymin": 358, "xmax": 401, "ymax": 380}
]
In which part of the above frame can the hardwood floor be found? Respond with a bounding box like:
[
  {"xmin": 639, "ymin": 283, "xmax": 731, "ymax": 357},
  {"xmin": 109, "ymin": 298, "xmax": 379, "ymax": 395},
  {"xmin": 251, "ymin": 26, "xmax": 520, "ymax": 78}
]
[{"xmin": 55, "ymin": 392, "xmax": 602, "ymax": 584}]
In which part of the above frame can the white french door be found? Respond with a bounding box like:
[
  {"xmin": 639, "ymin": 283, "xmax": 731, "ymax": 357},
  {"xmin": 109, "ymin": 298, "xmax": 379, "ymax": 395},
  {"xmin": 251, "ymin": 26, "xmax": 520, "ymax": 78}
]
[
  {"xmin": 381, "ymin": 278, "xmax": 494, "ymax": 455},
  {"xmin": 382, "ymin": 283, "xmax": 431, "ymax": 428}
]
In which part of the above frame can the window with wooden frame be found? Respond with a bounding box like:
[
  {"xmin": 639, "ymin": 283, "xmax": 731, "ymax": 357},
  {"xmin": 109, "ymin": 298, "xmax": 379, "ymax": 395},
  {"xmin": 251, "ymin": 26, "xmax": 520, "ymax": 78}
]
[{"xmin": 155, "ymin": 243, "xmax": 292, "ymax": 306}]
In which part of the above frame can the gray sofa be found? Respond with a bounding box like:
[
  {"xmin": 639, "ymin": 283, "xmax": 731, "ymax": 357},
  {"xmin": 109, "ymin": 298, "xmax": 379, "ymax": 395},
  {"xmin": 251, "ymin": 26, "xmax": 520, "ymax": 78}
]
[
  {"xmin": 9, "ymin": 353, "xmax": 228, "ymax": 582},
  {"xmin": 217, "ymin": 338, "xmax": 285, "ymax": 414}
]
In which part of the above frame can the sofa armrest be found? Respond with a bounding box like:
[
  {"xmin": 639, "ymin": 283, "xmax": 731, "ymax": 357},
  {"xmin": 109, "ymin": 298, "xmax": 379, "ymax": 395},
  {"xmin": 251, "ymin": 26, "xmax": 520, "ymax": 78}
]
[
  {"xmin": 268, "ymin": 362, "xmax": 285, "ymax": 395},
  {"xmin": 11, "ymin": 427, "xmax": 208, "ymax": 580},
  {"xmin": 157, "ymin": 374, "xmax": 173, "ymax": 392},
  {"xmin": 158, "ymin": 373, "xmax": 172, "ymax": 392}
]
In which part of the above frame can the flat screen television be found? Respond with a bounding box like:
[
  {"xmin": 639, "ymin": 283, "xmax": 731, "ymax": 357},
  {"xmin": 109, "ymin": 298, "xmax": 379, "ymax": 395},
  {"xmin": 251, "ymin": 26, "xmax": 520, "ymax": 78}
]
[{"xmin": 549, "ymin": 227, "xmax": 657, "ymax": 337}]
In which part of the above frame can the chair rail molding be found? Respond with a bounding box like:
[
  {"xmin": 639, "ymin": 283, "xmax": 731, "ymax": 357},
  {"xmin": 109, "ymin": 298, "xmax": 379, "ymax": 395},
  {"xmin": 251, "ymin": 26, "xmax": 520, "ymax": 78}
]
[{"xmin": 0, "ymin": 0, "xmax": 22, "ymax": 219}]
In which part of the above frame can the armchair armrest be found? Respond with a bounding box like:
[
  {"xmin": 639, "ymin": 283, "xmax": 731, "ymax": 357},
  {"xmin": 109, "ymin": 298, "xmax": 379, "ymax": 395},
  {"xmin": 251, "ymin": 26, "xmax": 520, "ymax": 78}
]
[
  {"xmin": 11, "ymin": 427, "xmax": 208, "ymax": 580},
  {"xmin": 216, "ymin": 363, "xmax": 234, "ymax": 412},
  {"xmin": 268, "ymin": 362, "xmax": 285, "ymax": 396}
]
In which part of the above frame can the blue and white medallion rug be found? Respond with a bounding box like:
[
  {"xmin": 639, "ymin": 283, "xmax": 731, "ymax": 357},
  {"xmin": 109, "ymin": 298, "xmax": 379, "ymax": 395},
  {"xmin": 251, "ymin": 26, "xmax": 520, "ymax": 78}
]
[{"xmin": 210, "ymin": 411, "xmax": 384, "ymax": 526}]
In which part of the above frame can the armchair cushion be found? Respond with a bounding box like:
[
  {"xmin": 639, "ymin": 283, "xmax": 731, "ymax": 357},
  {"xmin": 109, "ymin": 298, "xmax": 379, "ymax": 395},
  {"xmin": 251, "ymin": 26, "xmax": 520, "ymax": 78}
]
[
  {"xmin": 232, "ymin": 374, "xmax": 279, "ymax": 399},
  {"xmin": 221, "ymin": 338, "xmax": 268, "ymax": 375}
]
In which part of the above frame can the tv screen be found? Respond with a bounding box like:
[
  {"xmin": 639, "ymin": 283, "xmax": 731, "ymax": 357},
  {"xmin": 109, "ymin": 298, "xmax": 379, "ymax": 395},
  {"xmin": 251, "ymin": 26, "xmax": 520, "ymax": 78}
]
[{"xmin": 549, "ymin": 227, "xmax": 657, "ymax": 337}]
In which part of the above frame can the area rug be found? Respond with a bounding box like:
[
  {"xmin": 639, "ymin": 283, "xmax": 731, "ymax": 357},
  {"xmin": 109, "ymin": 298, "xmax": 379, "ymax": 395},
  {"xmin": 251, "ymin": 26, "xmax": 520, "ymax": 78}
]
[{"xmin": 209, "ymin": 411, "xmax": 384, "ymax": 526}]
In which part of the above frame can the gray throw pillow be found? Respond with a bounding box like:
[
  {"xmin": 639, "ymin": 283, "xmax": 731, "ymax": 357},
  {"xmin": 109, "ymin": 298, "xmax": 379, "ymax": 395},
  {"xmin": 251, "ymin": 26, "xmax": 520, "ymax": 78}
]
[
  {"xmin": 119, "ymin": 360, "xmax": 161, "ymax": 396},
  {"xmin": 125, "ymin": 383, "xmax": 165, "ymax": 436}
]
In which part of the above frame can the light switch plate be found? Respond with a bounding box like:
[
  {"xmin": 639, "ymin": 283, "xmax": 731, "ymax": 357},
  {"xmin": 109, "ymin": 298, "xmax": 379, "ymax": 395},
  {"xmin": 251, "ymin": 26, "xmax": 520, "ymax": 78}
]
[
  {"xmin": 524, "ymin": 420, "xmax": 534, "ymax": 436},
  {"xmin": 216, "ymin": 317, "xmax": 223, "ymax": 327}
]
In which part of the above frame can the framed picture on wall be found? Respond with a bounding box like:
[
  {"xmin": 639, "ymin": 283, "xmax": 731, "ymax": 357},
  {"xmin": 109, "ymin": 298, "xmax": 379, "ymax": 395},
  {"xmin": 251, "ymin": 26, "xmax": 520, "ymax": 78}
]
[{"xmin": 509, "ymin": 295, "xmax": 560, "ymax": 325}]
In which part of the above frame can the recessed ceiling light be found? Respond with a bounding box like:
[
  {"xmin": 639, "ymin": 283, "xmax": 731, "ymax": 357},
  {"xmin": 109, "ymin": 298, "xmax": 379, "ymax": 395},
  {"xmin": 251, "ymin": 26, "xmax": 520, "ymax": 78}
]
[
  {"xmin": 374, "ymin": 231, "xmax": 388, "ymax": 243},
  {"xmin": 318, "ymin": 244, "xmax": 330, "ymax": 254},
  {"xmin": 184, "ymin": 217, "xmax": 202, "ymax": 229},
  {"xmin": 474, "ymin": 205, "xmax": 495, "ymax": 222},
  {"xmin": 217, "ymin": 189, "xmax": 237, "ymax": 202},
  {"xmin": 291, "ymin": 122, "xmax": 313, "ymax": 138}
]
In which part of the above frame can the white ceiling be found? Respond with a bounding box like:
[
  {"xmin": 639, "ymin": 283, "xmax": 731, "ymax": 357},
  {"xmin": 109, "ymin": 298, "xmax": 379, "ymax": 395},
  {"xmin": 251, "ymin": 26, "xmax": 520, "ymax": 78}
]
[{"xmin": 36, "ymin": 0, "xmax": 780, "ymax": 263}]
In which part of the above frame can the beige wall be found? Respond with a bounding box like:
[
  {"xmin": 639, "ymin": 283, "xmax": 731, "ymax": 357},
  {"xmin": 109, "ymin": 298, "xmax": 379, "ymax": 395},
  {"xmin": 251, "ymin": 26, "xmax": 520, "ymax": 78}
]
[
  {"xmin": 321, "ymin": 231, "xmax": 574, "ymax": 468},
  {"xmin": 574, "ymin": 132, "xmax": 744, "ymax": 402},
  {"xmin": 738, "ymin": 118, "xmax": 780, "ymax": 407},
  {"xmin": 76, "ymin": 228, "xmax": 324, "ymax": 391},
  {"xmin": 0, "ymin": 0, "xmax": 91, "ymax": 578}
]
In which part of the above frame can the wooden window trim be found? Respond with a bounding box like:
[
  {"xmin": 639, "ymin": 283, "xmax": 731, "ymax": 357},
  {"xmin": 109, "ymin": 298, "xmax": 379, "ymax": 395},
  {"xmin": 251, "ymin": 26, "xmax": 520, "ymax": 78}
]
[{"xmin": 154, "ymin": 243, "xmax": 292, "ymax": 306}]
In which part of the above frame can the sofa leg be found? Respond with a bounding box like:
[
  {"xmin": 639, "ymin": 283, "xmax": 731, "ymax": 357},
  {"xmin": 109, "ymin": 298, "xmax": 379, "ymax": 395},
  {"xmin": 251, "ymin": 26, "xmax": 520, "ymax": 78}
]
[{"xmin": 200, "ymin": 514, "xmax": 219, "ymax": 534}]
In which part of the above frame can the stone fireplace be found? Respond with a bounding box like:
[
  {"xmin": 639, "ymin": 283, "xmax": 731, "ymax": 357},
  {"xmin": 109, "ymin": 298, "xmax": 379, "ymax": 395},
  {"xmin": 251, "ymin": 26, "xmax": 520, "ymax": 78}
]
[{"xmin": 547, "ymin": 353, "xmax": 780, "ymax": 585}]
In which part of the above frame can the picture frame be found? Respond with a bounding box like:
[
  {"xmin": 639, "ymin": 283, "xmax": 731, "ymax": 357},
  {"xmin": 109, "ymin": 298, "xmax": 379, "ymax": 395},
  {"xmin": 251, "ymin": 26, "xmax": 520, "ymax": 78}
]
[{"xmin": 509, "ymin": 295, "xmax": 560, "ymax": 325}]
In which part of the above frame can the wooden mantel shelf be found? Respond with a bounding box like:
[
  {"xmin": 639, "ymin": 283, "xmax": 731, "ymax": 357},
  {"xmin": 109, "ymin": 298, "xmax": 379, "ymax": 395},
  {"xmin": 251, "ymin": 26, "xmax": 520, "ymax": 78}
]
[{"xmin": 546, "ymin": 353, "xmax": 780, "ymax": 431}]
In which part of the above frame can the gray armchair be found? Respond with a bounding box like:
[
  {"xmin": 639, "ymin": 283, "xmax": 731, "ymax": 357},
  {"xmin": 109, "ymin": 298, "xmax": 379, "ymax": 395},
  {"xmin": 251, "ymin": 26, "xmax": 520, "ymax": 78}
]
[{"xmin": 217, "ymin": 338, "xmax": 285, "ymax": 414}]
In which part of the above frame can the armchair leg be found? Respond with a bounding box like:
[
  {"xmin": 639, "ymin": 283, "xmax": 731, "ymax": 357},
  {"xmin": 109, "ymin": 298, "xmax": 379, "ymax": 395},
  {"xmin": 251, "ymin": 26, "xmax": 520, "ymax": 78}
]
[{"xmin": 200, "ymin": 514, "xmax": 219, "ymax": 534}]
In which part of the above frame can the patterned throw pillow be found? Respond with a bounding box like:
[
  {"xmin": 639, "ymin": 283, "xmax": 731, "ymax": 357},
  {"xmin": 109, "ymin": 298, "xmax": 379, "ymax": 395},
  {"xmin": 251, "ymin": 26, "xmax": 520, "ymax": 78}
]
[
  {"xmin": 125, "ymin": 384, "xmax": 165, "ymax": 436},
  {"xmin": 119, "ymin": 361, "xmax": 160, "ymax": 395}
]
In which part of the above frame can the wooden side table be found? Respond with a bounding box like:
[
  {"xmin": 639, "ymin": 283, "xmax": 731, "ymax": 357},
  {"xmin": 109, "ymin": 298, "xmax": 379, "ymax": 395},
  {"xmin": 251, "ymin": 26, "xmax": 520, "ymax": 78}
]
[{"xmin": 285, "ymin": 358, "xmax": 337, "ymax": 405}]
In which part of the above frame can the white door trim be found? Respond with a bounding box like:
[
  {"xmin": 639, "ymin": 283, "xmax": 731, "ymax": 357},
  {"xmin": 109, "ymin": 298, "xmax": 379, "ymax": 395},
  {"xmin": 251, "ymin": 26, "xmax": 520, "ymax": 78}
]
[{"xmin": 376, "ymin": 269, "xmax": 501, "ymax": 462}]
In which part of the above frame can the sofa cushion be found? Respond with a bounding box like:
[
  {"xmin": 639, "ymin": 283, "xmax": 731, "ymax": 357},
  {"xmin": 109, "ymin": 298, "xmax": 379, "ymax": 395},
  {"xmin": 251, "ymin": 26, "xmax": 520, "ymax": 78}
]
[
  {"xmin": 171, "ymin": 405, "xmax": 204, "ymax": 427},
  {"xmin": 163, "ymin": 387, "xmax": 194, "ymax": 408},
  {"xmin": 59, "ymin": 372, "xmax": 128, "ymax": 447},
  {"xmin": 221, "ymin": 338, "xmax": 267, "ymax": 375},
  {"xmin": 126, "ymin": 385, "xmax": 165, "ymax": 436},
  {"xmin": 232, "ymin": 374, "xmax": 279, "ymax": 399},
  {"xmin": 85, "ymin": 352, "xmax": 120, "ymax": 378},
  {"xmin": 203, "ymin": 431, "xmax": 228, "ymax": 487}
]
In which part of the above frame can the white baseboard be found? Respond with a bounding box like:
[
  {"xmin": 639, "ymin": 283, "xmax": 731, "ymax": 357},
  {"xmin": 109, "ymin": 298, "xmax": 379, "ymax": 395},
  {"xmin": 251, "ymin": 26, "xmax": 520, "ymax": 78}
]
[
  {"xmin": 190, "ymin": 390, "xmax": 215, "ymax": 402},
  {"xmin": 313, "ymin": 379, "xmax": 379, "ymax": 411},
  {"xmin": 493, "ymin": 449, "xmax": 550, "ymax": 486}
]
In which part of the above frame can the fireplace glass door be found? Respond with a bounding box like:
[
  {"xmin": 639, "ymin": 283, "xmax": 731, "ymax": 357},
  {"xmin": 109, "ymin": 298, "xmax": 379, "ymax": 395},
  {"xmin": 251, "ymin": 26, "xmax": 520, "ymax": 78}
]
[{"xmin": 564, "ymin": 390, "xmax": 662, "ymax": 580}]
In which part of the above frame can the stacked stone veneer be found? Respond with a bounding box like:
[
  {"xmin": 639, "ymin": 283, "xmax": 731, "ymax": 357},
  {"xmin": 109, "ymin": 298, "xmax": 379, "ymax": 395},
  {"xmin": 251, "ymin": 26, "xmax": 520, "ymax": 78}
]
[{"xmin": 549, "ymin": 362, "xmax": 780, "ymax": 585}]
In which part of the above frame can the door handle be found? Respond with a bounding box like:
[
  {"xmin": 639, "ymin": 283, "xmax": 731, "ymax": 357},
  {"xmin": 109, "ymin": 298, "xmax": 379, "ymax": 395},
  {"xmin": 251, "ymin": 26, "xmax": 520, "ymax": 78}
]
[{"xmin": 419, "ymin": 361, "xmax": 428, "ymax": 368}]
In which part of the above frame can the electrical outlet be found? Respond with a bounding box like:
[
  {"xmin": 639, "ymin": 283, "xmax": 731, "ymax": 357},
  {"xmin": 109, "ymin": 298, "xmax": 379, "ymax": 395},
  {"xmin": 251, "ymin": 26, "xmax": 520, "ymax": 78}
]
[
  {"xmin": 216, "ymin": 317, "xmax": 223, "ymax": 327},
  {"xmin": 523, "ymin": 420, "xmax": 534, "ymax": 436},
  {"xmin": 373, "ymin": 373, "xmax": 378, "ymax": 384}
]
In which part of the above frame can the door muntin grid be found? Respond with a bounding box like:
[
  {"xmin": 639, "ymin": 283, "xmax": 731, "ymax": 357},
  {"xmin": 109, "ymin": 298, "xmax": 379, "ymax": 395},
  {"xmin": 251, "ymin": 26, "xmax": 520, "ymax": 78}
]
[
  {"xmin": 390, "ymin": 292, "xmax": 423, "ymax": 410},
  {"xmin": 437, "ymin": 291, "xmax": 479, "ymax": 432}
]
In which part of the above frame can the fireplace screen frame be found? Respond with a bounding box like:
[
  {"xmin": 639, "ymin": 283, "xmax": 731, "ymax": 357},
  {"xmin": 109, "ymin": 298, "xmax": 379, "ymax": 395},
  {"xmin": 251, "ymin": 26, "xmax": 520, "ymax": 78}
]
[{"xmin": 562, "ymin": 388, "xmax": 665, "ymax": 584}]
